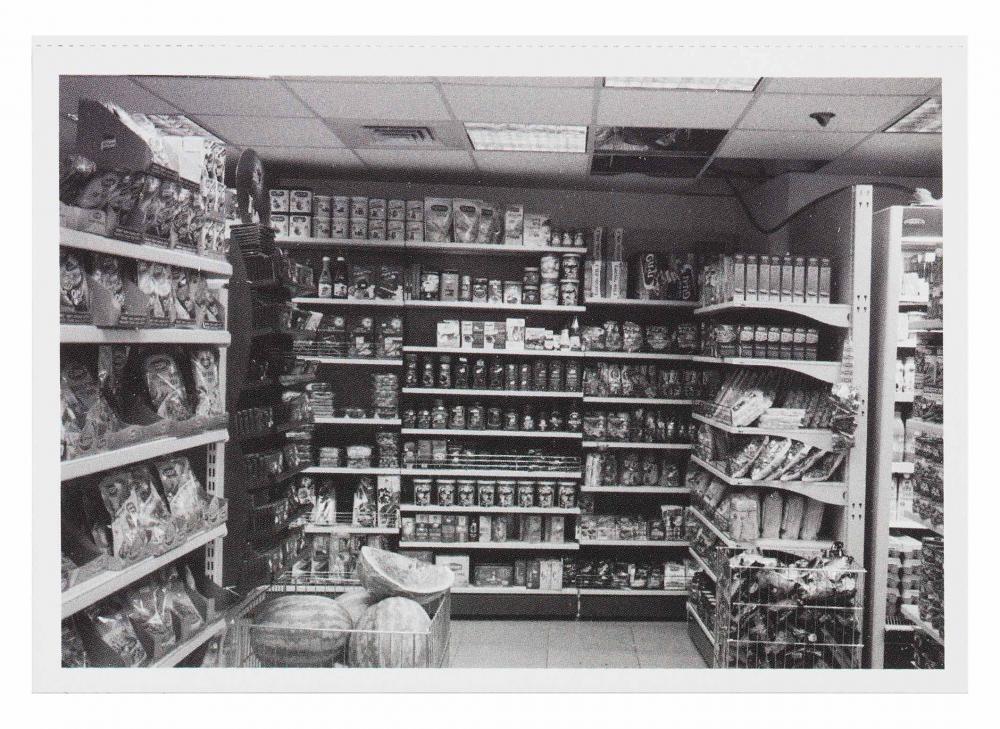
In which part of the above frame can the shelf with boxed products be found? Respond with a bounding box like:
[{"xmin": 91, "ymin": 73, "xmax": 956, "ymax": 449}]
[
  {"xmin": 585, "ymin": 298, "xmax": 700, "ymax": 309},
  {"xmin": 687, "ymin": 506, "xmax": 834, "ymax": 553},
  {"xmin": 313, "ymin": 417, "xmax": 402, "ymax": 426},
  {"xmin": 403, "ymin": 345, "xmax": 581, "ymax": 359},
  {"xmin": 401, "ymin": 504, "xmax": 582, "ymax": 516},
  {"xmin": 688, "ymin": 547, "xmax": 717, "ymax": 582},
  {"xmin": 581, "ymin": 351, "xmax": 696, "ymax": 362},
  {"xmin": 398, "ymin": 541, "xmax": 579, "ymax": 551},
  {"xmin": 405, "ymin": 241, "xmax": 572, "ymax": 257},
  {"xmin": 61, "ymin": 428, "xmax": 230, "ymax": 482},
  {"xmin": 689, "ymin": 456, "xmax": 848, "ymax": 506},
  {"xmin": 582, "ymin": 396, "xmax": 694, "ymax": 406},
  {"xmin": 582, "ymin": 441, "xmax": 693, "ymax": 451},
  {"xmin": 302, "ymin": 356, "xmax": 403, "ymax": 367},
  {"xmin": 694, "ymin": 300, "xmax": 851, "ymax": 329},
  {"xmin": 580, "ymin": 486, "xmax": 689, "ymax": 495},
  {"xmin": 60, "ymin": 325, "xmax": 231, "ymax": 347},
  {"xmin": 405, "ymin": 300, "xmax": 586, "ymax": 314},
  {"xmin": 291, "ymin": 297, "xmax": 404, "ymax": 308},
  {"xmin": 275, "ymin": 236, "xmax": 406, "ymax": 251},
  {"xmin": 61, "ymin": 523, "xmax": 228, "ymax": 619},
  {"xmin": 402, "ymin": 387, "xmax": 581, "ymax": 399},
  {"xmin": 60, "ymin": 226, "xmax": 233, "ymax": 277},
  {"xmin": 577, "ymin": 539, "xmax": 688, "ymax": 548},
  {"xmin": 399, "ymin": 468, "xmax": 582, "ymax": 480},
  {"xmin": 400, "ymin": 428, "xmax": 582, "ymax": 440},
  {"xmin": 691, "ymin": 413, "xmax": 837, "ymax": 451}
]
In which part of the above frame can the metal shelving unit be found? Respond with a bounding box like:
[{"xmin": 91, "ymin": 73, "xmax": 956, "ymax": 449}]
[
  {"xmin": 60, "ymin": 225, "xmax": 232, "ymax": 654},
  {"xmin": 866, "ymin": 204, "xmax": 946, "ymax": 668}
]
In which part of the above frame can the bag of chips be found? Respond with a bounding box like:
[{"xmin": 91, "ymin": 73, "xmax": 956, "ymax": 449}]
[
  {"xmin": 153, "ymin": 456, "xmax": 209, "ymax": 534},
  {"xmin": 61, "ymin": 621, "xmax": 89, "ymax": 667},
  {"xmin": 622, "ymin": 321, "xmax": 643, "ymax": 353},
  {"xmin": 87, "ymin": 602, "xmax": 148, "ymax": 667},
  {"xmin": 60, "ymin": 250, "xmax": 91, "ymax": 323},
  {"xmin": 190, "ymin": 348, "xmax": 223, "ymax": 416},
  {"xmin": 144, "ymin": 352, "xmax": 192, "ymax": 421},
  {"xmin": 61, "ymin": 356, "xmax": 121, "ymax": 459},
  {"xmin": 125, "ymin": 582, "xmax": 177, "ymax": 660},
  {"xmin": 162, "ymin": 567, "xmax": 205, "ymax": 640}
]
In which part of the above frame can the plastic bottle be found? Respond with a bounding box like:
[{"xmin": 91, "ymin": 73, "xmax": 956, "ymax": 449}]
[{"xmin": 318, "ymin": 256, "xmax": 333, "ymax": 298}]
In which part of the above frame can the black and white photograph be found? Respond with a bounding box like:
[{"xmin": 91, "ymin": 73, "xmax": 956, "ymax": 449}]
[{"xmin": 27, "ymin": 33, "xmax": 978, "ymax": 703}]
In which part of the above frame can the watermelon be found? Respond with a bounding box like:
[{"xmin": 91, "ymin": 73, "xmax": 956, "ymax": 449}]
[
  {"xmin": 347, "ymin": 597, "xmax": 432, "ymax": 668},
  {"xmin": 249, "ymin": 595, "xmax": 353, "ymax": 667},
  {"xmin": 333, "ymin": 588, "xmax": 376, "ymax": 627},
  {"xmin": 357, "ymin": 546, "xmax": 454, "ymax": 605}
]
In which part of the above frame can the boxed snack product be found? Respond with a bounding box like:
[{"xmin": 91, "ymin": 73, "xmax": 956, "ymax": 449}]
[
  {"xmin": 137, "ymin": 261, "xmax": 175, "ymax": 326},
  {"xmin": 289, "ymin": 190, "xmax": 313, "ymax": 214},
  {"xmin": 269, "ymin": 189, "xmax": 290, "ymax": 213},
  {"xmin": 503, "ymin": 205, "xmax": 524, "ymax": 245},
  {"xmin": 452, "ymin": 199, "xmax": 481, "ymax": 243},
  {"xmin": 435, "ymin": 554, "xmax": 470, "ymax": 586},
  {"xmin": 523, "ymin": 213, "xmax": 551, "ymax": 246},
  {"xmin": 423, "ymin": 198, "xmax": 453, "ymax": 242},
  {"xmin": 437, "ymin": 320, "xmax": 460, "ymax": 348},
  {"xmin": 288, "ymin": 214, "xmax": 311, "ymax": 239},
  {"xmin": 60, "ymin": 250, "xmax": 92, "ymax": 324},
  {"xmin": 477, "ymin": 203, "xmax": 498, "ymax": 244}
]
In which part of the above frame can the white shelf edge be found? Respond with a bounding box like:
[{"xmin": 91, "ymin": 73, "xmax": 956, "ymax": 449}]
[
  {"xmin": 689, "ymin": 456, "xmax": 848, "ymax": 507},
  {"xmin": 405, "ymin": 300, "xmax": 585, "ymax": 313},
  {"xmin": 60, "ymin": 325, "xmax": 231, "ymax": 346},
  {"xmin": 292, "ymin": 297, "xmax": 404, "ymax": 307},
  {"xmin": 686, "ymin": 602, "xmax": 716, "ymax": 646},
  {"xmin": 60, "ymin": 227, "xmax": 233, "ymax": 276},
  {"xmin": 582, "ymin": 441, "xmax": 693, "ymax": 451},
  {"xmin": 401, "ymin": 387, "xmax": 582, "ymax": 399},
  {"xmin": 302, "ymin": 357, "xmax": 403, "ymax": 366},
  {"xmin": 452, "ymin": 586, "xmax": 577, "ymax": 595},
  {"xmin": 152, "ymin": 615, "xmax": 228, "ymax": 668},
  {"xmin": 581, "ymin": 588, "xmax": 688, "ymax": 596},
  {"xmin": 687, "ymin": 547, "xmax": 717, "ymax": 582},
  {"xmin": 61, "ymin": 429, "xmax": 229, "ymax": 481},
  {"xmin": 402, "ymin": 346, "xmax": 581, "ymax": 358},
  {"xmin": 400, "ymin": 428, "xmax": 582, "ymax": 439},
  {"xmin": 580, "ymin": 486, "xmax": 689, "ymax": 494},
  {"xmin": 303, "ymin": 467, "xmax": 401, "ymax": 476},
  {"xmin": 61, "ymin": 524, "xmax": 228, "ymax": 618},
  {"xmin": 398, "ymin": 541, "xmax": 579, "ymax": 551},
  {"xmin": 313, "ymin": 417, "xmax": 402, "ymax": 426},
  {"xmin": 400, "ymin": 505, "xmax": 581, "ymax": 515},
  {"xmin": 691, "ymin": 413, "xmax": 836, "ymax": 451},
  {"xmin": 693, "ymin": 300, "xmax": 850, "ymax": 328},
  {"xmin": 582, "ymin": 351, "xmax": 695, "ymax": 361},
  {"xmin": 399, "ymin": 469, "xmax": 581, "ymax": 479},
  {"xmin": 582, "ymin": 397, "xmax": 694, "ymax": 406},
  {"xmin": 303, "ymin": 525, "xmax": 399, "ymax": 535},
  {"xmin": 577, "ymin": 540, "xmax": 688, "ymax": 547},
  {"xmin": 585, "ymin": 298, "xmax": 699, "ymax": 309}
]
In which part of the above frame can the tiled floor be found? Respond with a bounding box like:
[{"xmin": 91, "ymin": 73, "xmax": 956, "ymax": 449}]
[{"xmin": 447, "ymin": 620, "xmax": 707, "ymax": 668}]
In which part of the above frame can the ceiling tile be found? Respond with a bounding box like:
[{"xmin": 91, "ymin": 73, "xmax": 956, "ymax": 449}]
[
  {"xmin": 820, "ymin": 133, "xmax": 942, "ymax": 176},
  {"xmin": 472, "ymin": 152, "xmax": 590, "ymax": 175},
  {"xmin": 278, "ymin": 76, "xmax": 435, "ymax": 84},
  {"xmin": 255, "ymin": 147, "xmax": 363, "ymax": 168},
  {"xmin": 717, "ymin": 130, "xmax": 868, "ymax": 160},
  {"xmin": 61, "ymin": 76, "xmax": 180, "ymax": 117},
  {"xmin": 439, "ymin": 77, "xmax": 596, "ymax": 87},
  {"xmin": 327, "ymin": 119, "xmax": 470, "ymax": 150},
  {"xmin": 596, "ymin": 89, "xmax": 751, "ymax": 128},
  {"xmin": 441, "ymin": 85, "xmax": 595, "ymax": 125},
  {"xmin": 764, "ymin": 77, "xmax": 940, "ymax": 96},
  {"xmin": 285, "ymin": 81, "xmax": 451, "ymax": 120},
  {"xmin": 191, "ymin": 116, "xmax": 343, "ymax": 148},
  {"xmin": 133, "ymin": 76, "xmax": 313, "ymax": 117},
  {"xmin": 739, "ymin": 93, "xmax": 924, "ymax": 132},
  {"xmin": 355, "ymin": 149, "xmax": 475, "ymax": 172}
]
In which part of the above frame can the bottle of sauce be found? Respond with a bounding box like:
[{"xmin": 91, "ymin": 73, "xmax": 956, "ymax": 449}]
[
  {"xmin": 332, "ymin": 254, "xmax": 348, "ymax": 299},
  {"xmin": 318, "ymin": 256, "xmax": 333, "ymax": 298}
]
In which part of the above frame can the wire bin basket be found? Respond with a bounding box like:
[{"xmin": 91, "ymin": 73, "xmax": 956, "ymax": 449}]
[
  {"xmin": 713, "ymin": 550, "xmax": 865, "ymax": 669},
  {"xmin": 224, "ymin": 583, "xmax": 451, "ymax": 668}
]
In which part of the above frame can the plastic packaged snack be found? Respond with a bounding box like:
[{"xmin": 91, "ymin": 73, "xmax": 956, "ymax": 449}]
[
  {"xmin": 190, "ymin": 348, "xmax": 223, "ymax": 416},
  {"xmin": 153, "ymin": 456, "xmax": 208, "ymax": 534},
  {"xmin": 780, "ymin": 494, "xmax": 805, "ymax": 539},
  {"xmin": 802, "ymin": 451, "xmax": 846, "ymax": 482},
  {"xmin": 162, "ymin": 567, "xmax": 206, "ymax": 640},
  {"xmin": 61, "ymin": 621, "xmax": 89, "ymax": 667},
  {"xmin": 452, "ymin": 199, "xmax": 481, "ymax": 243},
  {"xmin": 352, "ymin": 477, "xmax": 376, "ymax": 527},
  {"xmin": 799, "ymin": 499, "xmax": 826, "ymax": 540},
  {"xmin": 603, "ymin": 321, "xmax": 624, "ymax": 351},
  {"xmin": 622, "ymin": 321, "xmax": 644, "ymax": 353},
  {"xmin": 171, "ymin": 268, "xmax": 197, "ymax": 326},
  {"xmin": 137, "ymin": 261, "xmax": 175, "ymax": 323},
  {"xmin": 582, "ymin": 325, "xmax": 606, "ymax": 352},
  {"xmin": 125, "ymin": 582, "xmax": 177, "ymax": 659},
  {"xmin": 143, "ymin": 352, "xmax": 192, "ymax": 421},
  {"xmin": 729, "ymin": 436, "xmax": 768, "ymax": 479},
  {"xmin": 749, "ymin": 438, "xmax": 792, "ymax": 481},
  {"xmin": 60, "ymin": 250, "xmax": 91, "ymax": 323},
  {"xmin": 87, "ymin": 603, "xmax": 148, "ymax": 667},
  {"xmin": 61, "ymin": 356, "xmax": 121, "ymax": 459}
]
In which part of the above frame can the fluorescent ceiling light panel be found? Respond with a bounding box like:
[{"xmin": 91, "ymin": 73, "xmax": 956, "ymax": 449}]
[
  {"xmin": 465, "ymin": 123, "xmax": 587, "ymax": 152},
  {"xmin": 885, "ymin": 98, "xmax": 942, "ymax": 133},
  {"xmin": 603, "ymin": 77, "xmax": 760, "ymax": 91}
]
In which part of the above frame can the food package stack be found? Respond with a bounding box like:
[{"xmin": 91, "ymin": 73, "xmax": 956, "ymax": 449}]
[{"xmin": 919, "ymin": 536, "xmax": 944, "ymax": 638}]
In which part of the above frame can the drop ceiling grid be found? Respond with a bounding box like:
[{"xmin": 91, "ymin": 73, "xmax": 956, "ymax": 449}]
[{"xmin": 110, "ymin": 75, "xmax": 940, "ymax": 186}]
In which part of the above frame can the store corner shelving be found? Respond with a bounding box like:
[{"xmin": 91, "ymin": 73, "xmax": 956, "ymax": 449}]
[
  {"xmin": 685, "ymin": 186, "xmax": 874, "ymax": 664},
  {"xmin": 59, "ymin": 226, "xmax": 232, "ymax": 663},
  {"xmin": 866, "ymin": 204, "xmax": 945, "ymax": 669}
]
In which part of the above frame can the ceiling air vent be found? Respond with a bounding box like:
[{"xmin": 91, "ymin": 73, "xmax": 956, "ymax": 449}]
[{"xmin": 360, "ymin": 125, "xmax": 438, "ymax": 147}]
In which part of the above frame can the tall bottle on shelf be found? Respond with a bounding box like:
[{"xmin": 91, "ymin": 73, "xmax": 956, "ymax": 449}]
[
  {"xmin": 318, "ymin": 256, "xmax": 333, "ymax": 298},
  {"xmin": 332, "ymin": 254, "xmax": 348, "ymax": 299}
]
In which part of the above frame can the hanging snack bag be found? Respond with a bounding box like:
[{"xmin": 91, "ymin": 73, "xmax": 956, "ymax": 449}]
[
  {"xmin": 96, "ymin": 469, "xmax": 149, "ymax": 562},
  {"xmin": 61, "ymin": 356, "xmax": 120, "ymax": 458},
  {"xmin": 137, "ymin": 261, "xmax": 175, "ymax": 326},
  {"xmin": 125, "ymin": 583, "xmax": 177, "ymax": 660},
  {"xmin": 423, "ymin": 198, "xmax": 453, "ymax": 242},
  {"xmin": 130, "ymin": 464, "xmax": 179, "ymax": 554},
  {"xmin": 352, "ymin": 477, "xmax": 376, "ymax": 527},
  {"xmin": 86, "ymin": 603, "xmax": 148, "ymax": 667},
  {"xmin": 143, "ymin": 352, "xmax": 192, "ymax": 421},
  {"xmin": 171, "ymin": 267, "xmax": 197, "ymax": 327},
  {"xmin": 190, "ymin": 348, "xmax": 223, "ymax": 416},
  {"xmin": 60, "ymin": 250, "xmax": 91, "ymax": 324},
  {"xmin": 452, "ymin": 199, "xmax": 481, "ymax": 243},
  {"xmin": 153, "ymin": 456, "xmax": 209, "ymax": 534}
]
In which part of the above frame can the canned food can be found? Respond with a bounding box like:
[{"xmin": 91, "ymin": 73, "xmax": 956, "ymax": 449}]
[
  {"xmin": 457, "ymin": 480, "xmax": 476, "ymax": 507},
  {"xmin": 312, "ymin": 217, "xmax": 332, "ymax": 239},
  {"xmin": 561, "ymin": 253, "xmax": 582, "ymax": 281},
  {"xmin": 350, "ymin": 196, "xmax": 369, "ymax": 219},
  {"xmin": 368, "ymin": 221, "xmax": 386, "ymax": 240},
  {"xmin": 517, "ymin": 482, "xmax": 535, "ymax": 508},
  {"xmin": 557, "ymin": 482, "xmax": 576, "ymax": 508},
  {"xmin": 387, "ymin": 199, "xmax": 406, "ymax": 221},
  {"xmin": 460, "ymin": 275, "xmax": 473, "ymax": 301},
  {"xmin": 406, "ymin": 200, "xmax": 424, "ymax": 221},
  {"xmin": 387, "ymin": 220, "xmax": 405, "ymax": 240},
  {"xmin": 540, "ymin": 254, "xmax": 560, "ymax": 279},
  {"xmin": 312, "ymin": 195, "xmax": 332, "ymax": 218},
  {"xmin": 536, "ymin": 482, "xmax": 555, "ymax": 508},
  {"xmin": 331, "ymin": 217, "xmax": 349, "ymax": 238},
  {"xmin": 350, "ymin": 218, "xmax": 368, "ymax": 239},
  {"xmin": 405, "ymin": 222, "xmax": 424, "ymax": 241},
  {"xmin": 522, "ymin": 286, "xmax": 540, "ymax": 305},
  {"xmin": 332, "ymin": 196, "xmax": 351, "ymax": 217},
  {"xmin": 477, "ymin": 480, "xmax": 496, "ymax": 506},
  {"xmin": 436, "ymin": 479, "xmax": 456, "ymax": 507},
  {"xmin": 368, "ymin": 198, "xmax": 387, "ymax": 221}
]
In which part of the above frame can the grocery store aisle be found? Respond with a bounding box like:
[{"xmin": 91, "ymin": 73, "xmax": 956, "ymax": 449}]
[{"xmin": 448, "ymin": 620, "xmax": 706, "ymax": 668}]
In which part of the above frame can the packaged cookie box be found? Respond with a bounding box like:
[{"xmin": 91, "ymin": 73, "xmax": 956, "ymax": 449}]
[{"xmin": 473, "ymin": 564, "xmax": 514, "ymax": 587}]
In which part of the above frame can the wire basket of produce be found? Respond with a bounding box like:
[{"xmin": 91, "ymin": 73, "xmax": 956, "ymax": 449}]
[
  {"xmin": 226, "ymin": 548, "xmax": 453, "ymax": 668},
  {"xmin": 714, "ymin": 544, "xmax": 865, "ymax": 669}
]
